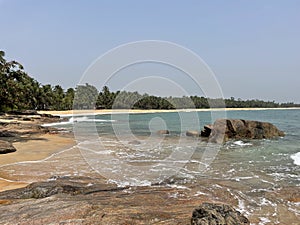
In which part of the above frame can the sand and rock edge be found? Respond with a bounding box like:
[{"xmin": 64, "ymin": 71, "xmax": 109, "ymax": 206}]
[{"xmin": 0, "ymin": 175, "xmax": 249, "ymax": 225}]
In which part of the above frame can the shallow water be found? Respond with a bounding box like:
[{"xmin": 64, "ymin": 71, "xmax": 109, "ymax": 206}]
[{"xmin": 2, "ymin": 109, "xmax": 300, "ymax": 224}]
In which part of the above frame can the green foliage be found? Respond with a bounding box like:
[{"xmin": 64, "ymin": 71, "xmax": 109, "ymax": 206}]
[
  {"xmin": 0, "ymin": 50, "xmax": 76, "ymax": 111},
  {"xmin": 0, "ymin": 51, "xmax": 39, "ymax": 111},
  {"xmin": 73, "ymin": 83, "xmax": 98, "ymax": 109},
  {"xmin": 1, "ymin": 50, "xmax": 299, "ymax": 112}
]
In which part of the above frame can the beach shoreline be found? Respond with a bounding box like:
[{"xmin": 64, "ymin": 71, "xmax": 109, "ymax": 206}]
[
  {"xmin": 0, "ymin": 112, "xmax": 76, "ymax": 192},
  {"xmin": 38, "ymin": 107, "xmax": 300, "ymax": 116},
  {"xmin": 0, "ymin": 133, "xmax": 75, "ymax": 192},
  {"xmin": 0, "ymin": 110, "xmax": 299, "ymax": 224}
]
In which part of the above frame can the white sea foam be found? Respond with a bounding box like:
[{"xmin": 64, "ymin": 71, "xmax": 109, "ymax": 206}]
[
  {"xmin": 234, "ymin": 176, "xmax": 253, "ymax": 181},
  {"xmin": 291, "ymin": 152, "xmax": 300, "ymax": 166},
  {"xmin": 194, "ymin": 191, "xmax": 209, "ymax": 196},
  {"xmin": 258, "ymin": 217, "xmax": 271, "ymax": 225},
  {"xmin": 233, "ymin": 140, "xmax": 252, "ymax": 146},
  {"xmin": 42, "ymin": 116, "xmax": 116, "ymax": 127},
  {"xmin": 108, "ymin": 178, "xmax": 152, "ymax": 187},
  {"xmin": 166, "ymin": 184, "xmax": 190, "ymax": 190},
  {"xmin": 42, "ymin": 119, "xmax": 74, "ymax": 127}
]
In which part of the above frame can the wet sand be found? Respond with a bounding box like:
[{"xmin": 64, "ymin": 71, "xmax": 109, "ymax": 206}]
[{"xmin": 0, "ymin": 133, "xmax": 75, "ymax": 192}]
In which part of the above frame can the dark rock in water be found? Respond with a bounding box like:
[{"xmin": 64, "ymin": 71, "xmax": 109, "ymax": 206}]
[
  {"xmin": 157, "ymin": 130, "xmax": 170, "ymax": 135},
  {"xmin": 201, "ymin": 125, "xmax": 213, "ymax": 137},
  {"xmin": 202, "ymin": 119, "xmax": 285, "ymax": 143},
  {"xmin": 191, "ymin": 202, "xmax": 250, "ymax": 225},
  {"xmin": 186, "ymin": 130, "xmax": 200, "ymax": 137},
  {"xmin": 0, "ymin": 140, "xmax": 16, "ymax": 154}
]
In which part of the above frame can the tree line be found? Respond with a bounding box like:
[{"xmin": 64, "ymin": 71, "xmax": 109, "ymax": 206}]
[{"xmin": 1, "ymin": 50, "xmax": 299, "ymax": 112}]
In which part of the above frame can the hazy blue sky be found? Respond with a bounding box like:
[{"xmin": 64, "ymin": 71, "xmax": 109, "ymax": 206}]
[{"xmin": 1, "ymin": 0, "xmax": 299, "ymax": 103}]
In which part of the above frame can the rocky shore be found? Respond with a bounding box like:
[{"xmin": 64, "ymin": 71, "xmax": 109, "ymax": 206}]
[
  {"xmin": 1, "ymin": 112, "xmax": 297, "ymax": 224},
  {"xmin": 0, "ymin": 176, "xmax": 250, "ymax": 225},
  {"xmin": 0, "ymin": 110, "xmax": 65, "ymax": 154}
]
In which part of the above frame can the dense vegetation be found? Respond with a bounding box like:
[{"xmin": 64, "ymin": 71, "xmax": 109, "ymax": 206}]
[{"xmin": 1, "ymin": 51, "xmax": 299, "ymax": 112}]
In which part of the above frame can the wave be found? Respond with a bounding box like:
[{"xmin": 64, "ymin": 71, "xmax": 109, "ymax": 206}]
[
  {"xmin": 291, "ymin": 152, "xmax": 300, "ymax": 166},
  {"xmin": 42, "ymin": 116, "xmax": 116, "ymax": 127},
  {"xmin": 233, "ymin": 140, "xmax": 252, "ymax": 146}
]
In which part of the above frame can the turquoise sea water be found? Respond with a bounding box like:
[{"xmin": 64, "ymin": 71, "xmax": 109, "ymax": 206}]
[{"xmin": 53, "ymin": 109, "xmax": 300, "ymax": 187}]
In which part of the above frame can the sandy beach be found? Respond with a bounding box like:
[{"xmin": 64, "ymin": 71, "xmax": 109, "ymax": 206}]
[
  {"xmin": 38, "ymin": 107, "xmax": 300, "ymax": 117},
  {"xmin": 0, "ymin": 133, "xmax": 75, "ymax": 192}
]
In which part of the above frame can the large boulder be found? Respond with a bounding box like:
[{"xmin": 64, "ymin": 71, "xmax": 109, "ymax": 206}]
[
  {"xmin": 191, "ymin": 202, "xmax": 250, "ymax": 225},
  {"xmin": 202, "ymin": 119, "xmax": 284, "ymax": 143},
  {"xmin": 0, "ymin": 140, "xmax": 16, "ymax": 154}
]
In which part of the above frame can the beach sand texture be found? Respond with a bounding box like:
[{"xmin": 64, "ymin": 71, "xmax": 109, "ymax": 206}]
[{"xmin": 0, "ymin": 134, "xmax": 76, "ymax": 192}]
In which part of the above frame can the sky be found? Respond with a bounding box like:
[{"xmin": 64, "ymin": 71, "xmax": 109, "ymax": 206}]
[{"xmin": 0, "ymin": 0, "xmax": 299, "ymax": 103}]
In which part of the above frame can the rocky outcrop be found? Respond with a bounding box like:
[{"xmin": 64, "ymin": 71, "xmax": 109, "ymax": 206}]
[
  {"xmin": 0, "ymin": 122, "xmax": 49, "ymax": 137},
  {"xmin": 0, "ymin": 140, "xmax": 16, "ymax": 154},
  {"xmin": 0, "ymin": 176, "xmax": 124, "ymax": 199},
  {"xmin": 201, "ymin": 119, "xmax": 285, "ymax": 143},
  {"xmin": 0, "ymin": 176, "xmax": 251, "ymax": 225},
  {"xmin": 0, "ymin": 111, "xmax": 64, "ymax": 154},
  {"xmin": 191, "ymin": 202, "xmax": 249, "ymax": 225}
]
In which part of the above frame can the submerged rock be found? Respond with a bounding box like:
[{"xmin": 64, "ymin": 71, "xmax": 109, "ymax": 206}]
[
  {"xmin": 157, "ymin": 130, "xmax": 170, "ymax": 135},
  {"xmin": 0, "ymin": 140, "xmax": 16, "ymax": 154},
  {"xmin": 191, "ymin": 202, "xmax": 250, "ymax": 225},
  {"xmin": 201, "ymin": 119, "xmax": 285, "ymax": 143},
  {"xmin": 186, "ymin": 130, "xmax": 200, "ymax": 137}
]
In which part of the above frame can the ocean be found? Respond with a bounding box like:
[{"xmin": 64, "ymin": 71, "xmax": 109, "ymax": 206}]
[{"xmin": 3, "ymin": 109, "xmax": 300, "ymax": 224}]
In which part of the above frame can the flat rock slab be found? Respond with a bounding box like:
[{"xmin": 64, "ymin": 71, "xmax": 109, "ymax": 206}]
[{"xmin": 0, "ymin": 176, "xmax": 250, "ymax": 225}]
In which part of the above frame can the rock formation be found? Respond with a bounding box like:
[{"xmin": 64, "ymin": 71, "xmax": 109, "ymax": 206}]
[
  {"xmin": 0, "ymin": 140, "xmax": 16, "ymax": 154},
  {"xmin": 201, "ymin": 119, "xmax": 284, "ymax": 143},
  {"xmin": 191, "ymin": 202, "xmax": 250, "ymax": 225},
  {"xmin": 0, "ymin": 111, "xmax": 64, "ymax": 154},
  {"xmin": 0, "ymin": 177, "xmax": 250, "ymax": 224}
]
